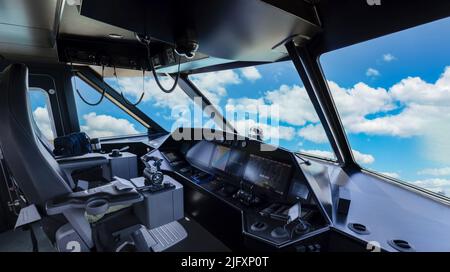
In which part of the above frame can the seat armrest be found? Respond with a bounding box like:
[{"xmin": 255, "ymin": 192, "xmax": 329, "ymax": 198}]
[
  {"xmin": 46, "ymin": 177, "xmax": 143, "ymax": 216},
  {"xmin": 57, "ymin": 153, "xmax": 108, "ymax": 171}
]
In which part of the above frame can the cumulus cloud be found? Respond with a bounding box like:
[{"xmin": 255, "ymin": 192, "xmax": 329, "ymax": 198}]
[
  {"xmin": 33, "ymin": 107, "xmax": 55, "ymax": 140},
  {"xmin": 300, "ymin": 149, "xmax": 335, "ymax": 160},
  {"xmin": 418, "ymin": 167, "xmax": 450, "ymax": 176},
  {"xmin": 325, "ymin": 66, "xmax": 450, "ymax": 143},
  {"xmin": 412, "ymin": 178, "xmax": 450, "ymax": 196},
  {"xmin": 111, "ymin": 75, "xmax": 191, "ymax": 109},
  {"xmin": 383, "ymin": 53, "xmax": 396, "ymax": 62},
  {"xmin": 298, "ymin": 124, "xmax": 328, "ymax": 143},
  {"xmin": 352, "ymin": 149, "xmax": 375, "ymax": 165},
  {"xmin": 299, "ymin": 148, "xmax": 374, "ymax": 165},
  {"xmin": 366, "ymin": 68, "xmax": 380, "ymax": 77},
  {"xmin": 81, "ymin": 112, "xmax": 140, "ymax": 138},
  {"xmin": 189, "ymin": 70, "xmax": 241, "ymax": 105},
  {"xmin": 225, "ymin": 85, "xmax": 319, "ymax": 127},
  {"xmin": 240, "ymin": 67, "xmax": 262, "ymax": 81},
  {"xmin": 380, "ymin": 172, "xmax": 400, "ymax": 179}
]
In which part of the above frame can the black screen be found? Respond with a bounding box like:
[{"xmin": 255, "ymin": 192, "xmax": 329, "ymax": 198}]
[
  {"xmin": 211, "ymin": 145, "xmax": 231, "ymax": 171},
  {"xmin": 243, "ymin": 154, "xmax": 292, "ymax": 195},
  {"xmin": 225, "ymin": 149, "xmax": 247, "ymax": 177}
]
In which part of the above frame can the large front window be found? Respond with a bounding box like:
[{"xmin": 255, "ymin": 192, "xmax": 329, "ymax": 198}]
[
  {"xmin": 320, "ymin": 17, "xmax": 450, "ymax": 197},
  {"xmin": 102, "ymin": 68, "xmax": 210, "ymax": 132},
  {"xmin": 189, "ymin": 61, "xmax": 336, "ymax": 159}
]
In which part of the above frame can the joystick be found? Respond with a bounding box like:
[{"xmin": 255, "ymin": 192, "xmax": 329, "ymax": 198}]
[
  {"xmin": 141, "ymin": 156, "xmax": 174, "ymax": 192},
  {"xmin": 110, "ymin": 146, "xmax": 129, "ymax": 157}
]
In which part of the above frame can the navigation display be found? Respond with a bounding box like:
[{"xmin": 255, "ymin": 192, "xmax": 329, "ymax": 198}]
[
  {"xmin": 211, "ymin": 145, "xmax": 231, "ymax": 171},
  {"xmin": 243, "ymin": 154, "xmax": 292, "ymax": 195}
]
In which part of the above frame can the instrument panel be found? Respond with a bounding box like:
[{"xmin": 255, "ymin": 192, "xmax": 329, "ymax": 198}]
[
  {"xmin": 146, "ymin": 128, "xmax": 329, "ymax": 248},
  {"xmin": 182, "ymin": 137, "xmax": 305, "ymax": 202}
]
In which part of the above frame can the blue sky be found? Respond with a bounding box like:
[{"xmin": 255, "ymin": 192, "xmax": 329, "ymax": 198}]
[
  {"xmin": 29, "ymin": 16, "xmax": 450, "ymax": 197},
  {"xmin": 320, "ymin": 16, "xmax": 450, "ymax": 195}
]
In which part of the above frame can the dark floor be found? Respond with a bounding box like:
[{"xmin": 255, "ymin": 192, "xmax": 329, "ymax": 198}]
[
  {"xmin": 0, "ymin": 217, "xmax": 229, "ymax": 252},
  {"xmin": 0, "ymin": 224, "xmax": 55, "ymax": 252},
  {"xmin": 168, "ymin": 217, "xmax": 230, "ymax": 252}
]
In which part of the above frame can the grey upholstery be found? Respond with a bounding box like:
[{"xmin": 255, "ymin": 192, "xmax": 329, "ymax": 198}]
[{"xmin": 0, "ymin": 64, "xmax": 71, "ymax": 206}]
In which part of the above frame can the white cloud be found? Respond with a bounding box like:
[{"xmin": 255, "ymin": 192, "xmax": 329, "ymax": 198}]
[
  {"xmin": 240, "ymin": 67, "xmax": 262, "ymax": 81},
  {"xmin": 418, "ymin": 167, "xmax": 450, "ymax": 176},
  {"xmin": 298, "ymin": 124, "xmax": 328, "ymax": 143},
  {"xmin": 352, "ymin": 149, "xmax": 375, "ymax": 165},
  {"xmin": 33, "ymin": 107, "xmax": 54, "ymax": 140},
  {"xmin": 366, "ymin": 68, "xmax": 380, "ymax": 77},
  {"xmin": 326, "ymin": 66, "xmax": 450, "ymax": 145},
  {"xmin": 112, "ymin": 76, "xmax": 191, "ymax": 109},
  {"xmin": 383, "ymin": 53, "xmax": 396, "ymax": 62},
  {"xmin": 265, "ymin": 85, "xmax": 320, "ymax": 126},
  {"xmin": 224, "ymin": 84, "xmax": 319, "ymax": 127},
  {"xmin": 327, "ymin": 81, "xmax": 394, "ymax": 120},
  {"xmin": 299, "ymin": 148, "xmax": 374, "ymax": 165},
  {"xmin": 412, "ymin": 178, "xmax": 450, "ymax": 196},
  {"xmin": 300, "ymin": 149, "xmax": 335, "ymax": 160},
  {"xmin": 380, "ymin": 172, "xmax": 400, "ymax": 179},
  {"xmin": 189, "ymin": 70, "xmax": 242, "ymax": 106},
  {"xmin": 80, "ymin": 112, "xmax": 140, "ymax": 138}
]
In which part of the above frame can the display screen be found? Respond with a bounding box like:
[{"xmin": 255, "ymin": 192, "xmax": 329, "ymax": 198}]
[
  {"xmin": 225, "ymin": 149, "xmax": 247, "ymax": 177},
  {"xmin": 211, "ymin": 145, "xmax": 231, "ymax": 171},
  {"xmin": 243, "ymin": 154, "xmax": 292, "ymax": 195}
]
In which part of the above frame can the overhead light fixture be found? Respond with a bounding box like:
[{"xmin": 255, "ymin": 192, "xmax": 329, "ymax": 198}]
[{"xmin": 108, "ymin": 34, "xmax": 123, "ymax": 39}]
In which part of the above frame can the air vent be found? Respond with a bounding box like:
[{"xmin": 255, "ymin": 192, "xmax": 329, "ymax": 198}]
[
  {"xmin": 348, "ymin": 223, "xmax": 370, "ymax": 235},
  {"xmin": 388, "ymin": 239, "xmax": 415, "ymax": 252}
]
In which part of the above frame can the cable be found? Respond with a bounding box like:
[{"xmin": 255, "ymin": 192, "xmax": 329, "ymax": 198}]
[
  {"xmin": 144, "ymin": 39, "xmax": 181, "ymax": 93},
  {"xmin": 71, "ymin": 60, "xmax": 106, "ymax": 106},
  {"xmin": 114, "ymin": 66, "xmax": 145, "ymax": 106}
]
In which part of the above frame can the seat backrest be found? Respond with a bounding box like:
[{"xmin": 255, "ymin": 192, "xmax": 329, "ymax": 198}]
[{"xmin": 0, "ymin": 64, "xmax": 71, "ymax": 206}]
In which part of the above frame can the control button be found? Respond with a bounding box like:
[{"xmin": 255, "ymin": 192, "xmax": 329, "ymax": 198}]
[
  {"xmin": 270, "ymin": 227, "xmax": 289, "ymax": 239},
  {"xmin": 294, "ymin": 221, "xmax": 309, "ymax": 235},
  {"xmin": 250, "ymin": 221, "xmax": 268, "ymax": 232}
]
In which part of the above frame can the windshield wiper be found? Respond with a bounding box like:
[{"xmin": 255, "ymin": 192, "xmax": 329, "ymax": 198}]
[{"xmin": 294, "ymin": 153, "xmax": 311, "ymax": 166}]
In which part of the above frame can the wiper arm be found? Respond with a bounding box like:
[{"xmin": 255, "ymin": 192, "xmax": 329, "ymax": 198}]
[{"xmin": 294, "ymin": 153, "xmax": 311, "ymax": 166}]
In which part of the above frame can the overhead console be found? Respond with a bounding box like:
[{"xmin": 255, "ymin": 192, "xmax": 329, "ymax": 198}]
[
  {"xmin": 142, "ymin": 128, "xmax": 329, "ymax": 249},
  {"xmin": 58, "ymin": 0, "xmax": 322, "ymax": 73}
]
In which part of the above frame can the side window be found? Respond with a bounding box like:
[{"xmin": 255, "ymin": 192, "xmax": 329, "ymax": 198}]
[
  {"xmin": 28, "ymin": 88, "xmax": 57, "ymax": 142},
  {"xmin": 320, "ymin": 17, "xmax": 450, "ymax": 197},
  {"xmin": 72, "ymin": 77, "xmax": 147, "ymax": 138}
]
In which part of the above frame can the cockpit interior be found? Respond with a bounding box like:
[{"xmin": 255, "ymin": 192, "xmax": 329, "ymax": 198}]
[{"xmin": 0, "ymin": 0, "xmax": 450, "ymax": 253}]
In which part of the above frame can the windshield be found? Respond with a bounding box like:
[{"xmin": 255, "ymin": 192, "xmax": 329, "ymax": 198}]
[
  {"xmin": 101, "ymin": 67, "xmax": 216, "ymax": 133},
  {"xmin": 188, "ymin": 61, "xmax": 336, "ymax": 159},
  {"xmin": 320, "ymin": 17, "xmax": 450, "ymax": 197}
]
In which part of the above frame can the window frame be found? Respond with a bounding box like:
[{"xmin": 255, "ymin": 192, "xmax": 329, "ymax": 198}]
[
  {"xmin": 185, "ymin": 54, "xmax": 339, "ymax": 162},
  {"xmin": 314, "ymin": 29, "xmax": 450, "ymax": 204},
  {"xmin": 28, "ymin": 87, "xmax": 58, "ymax": 141}
]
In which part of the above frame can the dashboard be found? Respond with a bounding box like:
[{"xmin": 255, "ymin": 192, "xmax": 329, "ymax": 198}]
[
  {"xmin": 140, "ymin": 128, "xmax": 329, "ymax": 248},
  {"xmin": 100, "ymin": 128, "xmax": 450, "ymax": 252},
  {"xmin": 183, "ymin": 140, "xmax": 298, "ymax": 201}
]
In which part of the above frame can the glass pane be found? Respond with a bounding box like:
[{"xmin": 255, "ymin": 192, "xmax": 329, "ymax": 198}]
[
  {"xmin": 320, "ymin": 17, "xmax": 450, "ymax": 197},
  {"xmin": 102, "ymin": 68, "xmax": 217, "ymax": 132},
  {"xmin": 73, "ymin": 77, "xmax": 147, "ymax": 138},
  {"xmin": 188, "ymin": 61, "xmax": 336, "ymax": 159},
  {"xmin": 28, "ymin": 88, "xmax": 56, "ymax": 141}
]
